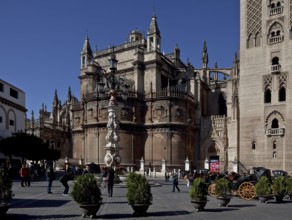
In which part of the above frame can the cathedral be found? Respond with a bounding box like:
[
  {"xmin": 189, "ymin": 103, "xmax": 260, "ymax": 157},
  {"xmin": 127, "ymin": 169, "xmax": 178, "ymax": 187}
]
[{"xmin": 25, "ymin": 0, "xmax": 292, "ymax": 174}]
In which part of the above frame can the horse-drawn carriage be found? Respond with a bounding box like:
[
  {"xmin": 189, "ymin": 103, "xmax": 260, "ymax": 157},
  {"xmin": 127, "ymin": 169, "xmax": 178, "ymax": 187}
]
[{"xmin": 208, "ymin": 167, "xmax": 278, "ymax": 200}]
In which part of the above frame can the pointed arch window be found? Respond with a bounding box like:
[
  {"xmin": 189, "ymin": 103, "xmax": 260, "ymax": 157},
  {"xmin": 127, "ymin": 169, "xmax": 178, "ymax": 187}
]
[
  {"xmin": 247, "ymin": 34, "xmax": 253, "ymax": 49},
  {"xmin": 264, "ymin": 88, "xmax": 271, "ymax": 103},
  {"xmin": 271, "ymin": 118, "xmax": 279, "ymax": 128},
  {"xmin": 271, "ymin": 56, "xmax": 281, "ymax": 74},
  {"xmin": 255, "ymin": 32, "xmax": 262, "ymax": 47},
  {"xmin": 279, "ymin": 86, "xmax": 286, "ymax": 102},
  {"xmin": 273, "ymin": 151, "xmax": 277, "ymax": 158},
  {"xmin": 252, "ymin": 141, "xmax": 256, "ymax": 150},
  {"xmin": 265, "ymin": 111, "xmax": 285, "ymax": 136},
  {"xmin": 270, "ymin": 1, "xmax": 283, "ymax": 15},
  {"xmin": 268, "ymin": 23, "xmax": 284, "ymax": 44},
  {"xmin": 273, "ymin": 140, "xmax": 277, "ymax": 149}
]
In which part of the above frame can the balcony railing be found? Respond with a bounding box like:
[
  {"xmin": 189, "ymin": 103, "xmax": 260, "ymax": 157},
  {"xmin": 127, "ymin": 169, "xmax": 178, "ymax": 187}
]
[
  {"xmin": 265, "ymin": 128, "xmax": 285, "ymax": 136},
  {"xmin": 271, "ymin": 64, "xmax": 281, "ymax": 74},
  {"xmin": 270, "ymin": 6, "xmax": 283, "ymax": 16},
  {"xmin": 269, "ymin": 35, "xmax": 284, "ymax": 44}
]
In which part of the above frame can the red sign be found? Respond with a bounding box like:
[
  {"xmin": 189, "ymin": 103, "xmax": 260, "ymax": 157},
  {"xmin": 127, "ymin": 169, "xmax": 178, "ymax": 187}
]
[{"xmin": 210, "ymin": 162, "xmax": 220, "ymax": 172}]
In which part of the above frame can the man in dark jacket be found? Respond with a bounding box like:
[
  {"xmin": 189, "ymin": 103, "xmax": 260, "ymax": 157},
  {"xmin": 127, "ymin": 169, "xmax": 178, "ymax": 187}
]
[
  {"xmin": 46, "ymin": 166, "xmax": 55, "ymax": 194},
  {"xmin": 59, "ymin": 171, "xmax": 74, "ymax": 196},
  {"xmin": 107, "ymin": 167, "xmax": 115, "ymax": 197}
]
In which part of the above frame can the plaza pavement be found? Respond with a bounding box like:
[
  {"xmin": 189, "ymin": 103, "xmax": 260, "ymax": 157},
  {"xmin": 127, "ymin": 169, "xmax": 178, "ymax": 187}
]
[{"xmin": 5, "ymin": 172, "xmax": 292, "ymax": 220}]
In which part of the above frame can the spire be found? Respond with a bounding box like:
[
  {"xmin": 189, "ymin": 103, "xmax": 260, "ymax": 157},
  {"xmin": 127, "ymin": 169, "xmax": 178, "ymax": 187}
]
[
  {"xmin": 81, "ymin": 35, "xmax": 92, "ymax": 55},
  {"xmin": 202, "ymin": 40, "xmax": 208, "ymax": 68},
  {"xmin": 174, "ymin": 44, "xmax": 180, "ymax": 65},
  {"xmin": 67, "ymin": 86, "xmax": 72, "ymax": 102},
  {"xmin": 147, "ymin": 13, "xmax": 161, "ymax": 52},
  {"xmin": 148, "ymin": 13, "xmax": 160, "ymax": 36},
  {"xmin": 53, "ymin": 89, "xmax": 59, "ymax": 107},
  {"xmin": 81, "ymin": 35, "xmax": 93, "ymax": 68}
]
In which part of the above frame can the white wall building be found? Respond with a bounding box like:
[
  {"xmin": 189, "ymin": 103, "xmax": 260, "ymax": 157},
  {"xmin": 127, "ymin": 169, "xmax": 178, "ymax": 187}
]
[{"xmin": 0, "ymin": 78, "xmax": 26, "ymax": 140}]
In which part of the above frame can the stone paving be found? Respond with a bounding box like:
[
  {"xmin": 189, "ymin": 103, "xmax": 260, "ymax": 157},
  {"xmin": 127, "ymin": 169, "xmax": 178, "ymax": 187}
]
[{"xmin": 5, "ymin": 174, "xmax": 292, "ymax": 220}]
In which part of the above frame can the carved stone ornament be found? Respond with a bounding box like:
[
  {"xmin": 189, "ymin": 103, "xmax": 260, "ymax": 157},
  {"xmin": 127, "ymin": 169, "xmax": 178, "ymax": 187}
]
[{"xmin": 104, "ymin": 152, "xmax": 113, "ymax": 166}]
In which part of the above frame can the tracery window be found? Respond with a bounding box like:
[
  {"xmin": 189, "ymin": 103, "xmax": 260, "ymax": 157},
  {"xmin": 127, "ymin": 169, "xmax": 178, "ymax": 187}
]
[
  {"xmin": 264, "ymin": 88, "xmax": 272, "ymax": 103},
  {"xmin": 268, "ymin": 23, "xmax": 284, "ymax": 44},
  {"xmin": 270, "ymin": 1, "xmax": 283, "ymax": 15},
  {"xmin": 279, "ymin": 86, "xmax": 286, "ymax": 102}
]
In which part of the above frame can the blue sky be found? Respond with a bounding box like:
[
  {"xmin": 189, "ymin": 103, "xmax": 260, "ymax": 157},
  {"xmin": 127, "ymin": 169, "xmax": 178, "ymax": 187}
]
[{"xmin": 0, "ymin": 0, "xmax": 239, "ymax": 118}]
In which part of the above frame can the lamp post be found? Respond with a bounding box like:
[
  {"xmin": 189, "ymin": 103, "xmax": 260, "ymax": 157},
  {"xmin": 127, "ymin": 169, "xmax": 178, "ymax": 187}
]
[
  {"xmin": 204, "ymin": 157, "xmax": 209, "ymax": 171},
  {"xmin": 64, "ymin": 156, "xmax": 69, "ymax": 171},
  {"xmin": 97, "ymin": 51, "xmax": 129, "ymax": 167}
]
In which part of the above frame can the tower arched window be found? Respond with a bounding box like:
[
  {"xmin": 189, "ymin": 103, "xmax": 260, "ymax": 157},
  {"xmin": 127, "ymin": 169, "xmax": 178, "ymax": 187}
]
[
  {"xmin": 273, "ymin": 140, "xmax": 277, "ymax": 149},
  {"xmin": 255, "ymin": 32, "xmax": 261, "ymax": 47},
  {"xmin": 271, "ymin": 56, "xmax": 281, "ymax": 74},
  {"xmin": 273, "ymin": 151, "xmax": 277, "ymax": 158},
  {"xmin": 279, "ymin": 86, "xmax": 286, "ymax": 102},
  {"xmin": 272, "ymin": 57, "xmax": 279, "ymax": 65},
  {"xmin": 271, "ymin": 118, "xmax": 279, "ymax": 128},
  {"xmin": 265, "ymin": 88, "xmax": 271, "ymax": 103},
  {"xmin": 270, "ymin": 1, "xmax": 283, "ymax": 15},
  {"xmin": 252, "ymin": 141, "xmax": 256, "ymax": 150},
  {"xmin": 268, "ymin": 23, "xmax": 284, "ymax": 44},
  {"xmin": 247, "ymin": 34, "xmax": 253, "ymax": 48}
]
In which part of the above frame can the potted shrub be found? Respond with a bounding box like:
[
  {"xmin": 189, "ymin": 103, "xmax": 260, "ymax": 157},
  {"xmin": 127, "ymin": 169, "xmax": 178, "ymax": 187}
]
[
  {"xmin": 272, "ymin": 176, "xmax": 286, "ymax": 203},
  {"xmin": 126, "ymin": 172, "xmax": 152, "ymax": 216},
  {"xmin": 215, "ymin": 177, "xmax": 231, "ymax": 207},
  {"xmin": 255, "ymin": 176, "xmax": 273, "ymax": 203},
  {"xmin": 71, "ymin": 173, "xmax": 103, "ymax": 218},
  {"xmin": 189, "ymin": 177, "xmax": 208, "ymax": 211},
  {"xmin": 0, "ymin": 166, "xmax": 13, "ymax": 217},
  {"xmin": 285, "ymin": 177, "xmax": 292, "ymax": 199}
]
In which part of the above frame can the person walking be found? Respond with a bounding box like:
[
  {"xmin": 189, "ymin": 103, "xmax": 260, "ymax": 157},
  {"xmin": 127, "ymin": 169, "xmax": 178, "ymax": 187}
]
[
  {"xmin": 46, "ymin": 166, "xmax": 55, "ymax": 194},
  {"xmin": 107, "ymin": 167, "xmax": 115, "ymax": 197},
  {"xmin": 59, "ymin": 171, "xmax": 74, "ymax": 196},
  {"xmin": 19, "ymin": 164, "xmax": 29, "ymax": 187},
  {"xmin": 172, "ymin": 171, "xmax": 180, "ymax": 192}
]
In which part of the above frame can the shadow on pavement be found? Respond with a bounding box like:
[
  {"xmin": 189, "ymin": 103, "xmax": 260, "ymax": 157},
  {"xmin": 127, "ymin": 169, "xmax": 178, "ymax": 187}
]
[
  {"xmin": 227, "ymin": 204, "xmax": 257, "ymax": 208},
  {"xmin": 9, "ymin": 198, "xmax": 70, "ymax": 208},
  {"xmin": 203, "ymin": 208, "xmax": 239, "ymax": 212},
  {"xmin": 5, "ymin": 214, "xmax": 80, "ymax": 219},
  {"xmin": 99, "ymin": 210, "xmax": 191, "ymax": 219}
]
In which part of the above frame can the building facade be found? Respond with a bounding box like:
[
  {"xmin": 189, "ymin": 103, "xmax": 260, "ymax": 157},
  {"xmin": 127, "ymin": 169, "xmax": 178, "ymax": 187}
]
[
  {"xmin": 0, "ymin": 79, "xmax": 26, "ymax": 139},
  {"xmin": 25, "ymin": 14, "xmax": 235, "ymax": 172},
  {"xmin": 25, "ymin": 1, "xmax": 292, "ymax": 174},
  {"xmin": 238, "ymin": 0, "xmax": 292, "ymax": 173},
  {"xmin": 0, "ymin": 79, "xmax": 26, "ymax": 159}
]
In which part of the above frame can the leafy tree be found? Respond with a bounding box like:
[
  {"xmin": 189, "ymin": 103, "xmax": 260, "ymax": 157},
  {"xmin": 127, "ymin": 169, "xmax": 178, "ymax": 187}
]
[{"xmin": 0, "ymin": 132, "xmax": 60, "ymax": 162}]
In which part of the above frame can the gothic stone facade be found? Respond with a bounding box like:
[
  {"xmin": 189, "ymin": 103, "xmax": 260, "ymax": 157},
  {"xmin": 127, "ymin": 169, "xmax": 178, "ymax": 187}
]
[
  {"xmin": 26, "ymin": 1, "xmax": 292, "ymax": 174},
  {"xmin": 25, "ymin": 14, "xmax": 237, "ymax": 172},
  {"xmin": 69, "ymin": 14, "xmax": 237, "ymax": 172}
]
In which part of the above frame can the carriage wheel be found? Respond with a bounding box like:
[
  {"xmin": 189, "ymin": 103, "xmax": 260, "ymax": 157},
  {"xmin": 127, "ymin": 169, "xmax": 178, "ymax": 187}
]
[
  {"xmin": 237, "ymin": 182, "xmax": 256, "ymax": 200},
  {"xmin": 208, "ymin": 183, "xmax": 218, "ymax": 197}
]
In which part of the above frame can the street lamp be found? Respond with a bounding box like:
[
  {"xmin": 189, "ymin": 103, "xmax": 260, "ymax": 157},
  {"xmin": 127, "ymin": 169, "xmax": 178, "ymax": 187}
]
[
  {"xmin": 204, "ymin": 157, "xmax": 209, "ymax": 170},
  {"xmin": 96, "ymin": 50, "xmax": 129, "ymax": 167},
  {"xmin": 64, "ymin": 156, "xmax": 69, "ymax": 171}
]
